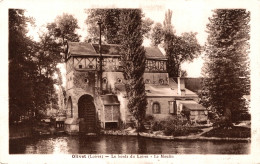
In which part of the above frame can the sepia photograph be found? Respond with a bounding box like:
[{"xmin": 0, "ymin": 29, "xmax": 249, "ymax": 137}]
[{"xmin": 1, "ymin": 0, "xmax": 260, "ymax": 163}]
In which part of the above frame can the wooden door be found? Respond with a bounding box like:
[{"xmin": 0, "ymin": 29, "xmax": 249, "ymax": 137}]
[{"xmin": 78, "ymin": 95, "xmax": 96, "ymax": 133}]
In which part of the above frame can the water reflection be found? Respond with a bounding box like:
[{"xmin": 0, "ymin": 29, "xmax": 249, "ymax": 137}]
[{"xmin": 9, "ymin": 135, "xmax": 250, "ymax": 154}]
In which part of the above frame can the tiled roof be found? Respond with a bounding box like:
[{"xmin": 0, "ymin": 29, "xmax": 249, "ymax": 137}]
[
  {"xmin": 68, "ymin": 42, "xmax": 96, "ymax": 56},
  {"xmin": 114, "ymin": 79, "xmax": 197, "ymax": 97},
  {"xmin": 144, "ymin": 47, "xmax": 165, "ymax": 59},
  {"xmin": 67, "ymin": 42, "xmax": 166, "ymax": 59},
  {"xmin": 92, "ymin": 44, "xmax": 121, "ymax": 55},
  {"xmin": 182, "ymin": 103, "xmax": 206, "ymax": 111}
]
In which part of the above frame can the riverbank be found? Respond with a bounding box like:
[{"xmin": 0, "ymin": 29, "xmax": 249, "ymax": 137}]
[
  {"xmin": 10, "ymin": 123, "xmax": 251, "ymax": 142},
  {"xmin": 101, "ymin": 126, "xmax": 251, "ymax": 142}
]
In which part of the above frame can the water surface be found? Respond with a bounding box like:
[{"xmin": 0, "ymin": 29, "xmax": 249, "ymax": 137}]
[{"xmin": 9, "ymin": 135, "xmax": 250, "ymax": 154}]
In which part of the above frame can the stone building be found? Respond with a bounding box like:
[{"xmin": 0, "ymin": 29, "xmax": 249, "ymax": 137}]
[{"xmin": 64, "ymin": 42, "xmax": 206, "ymax": 134}]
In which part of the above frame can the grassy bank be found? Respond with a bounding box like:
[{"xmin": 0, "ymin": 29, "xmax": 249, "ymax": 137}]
[{"xmin": 202, "ymin": 126, "xmax": 250, "ymax": 138}]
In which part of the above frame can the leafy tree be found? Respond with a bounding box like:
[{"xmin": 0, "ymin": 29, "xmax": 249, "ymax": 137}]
[
  {"xmin": 31, "ymin": 33, "xmax": 62, "ymax": 116},
  {"xmin": 163, "ymin": 9, "xmax": 174, "ymax": 34},
  {"xmin": 9, "ymin": 10, "xmax": 72, "ymax": 123},
  {"xmin": 85, "ymin": 9, "xmax": 153, "ymax": 44},
  {"xmin": 36, "ymin": 13, "xmax": 81, "ymax": 112},
  {"xmin": 151, "ymin": 23, "xmax": 164, "ymax": 46},
  {"xmin": 9, "ymin": 9, "xmax": 37, "ymax": 123},
  {"xmin": 151, "ymin": 10, "xmax": 201, "ymax": 77},
  {"xmin": 141, "ymin": 17, "xmax": 154, "ymax": 38},
  {"xmin": 202, "ymin": 9, "xmax": 250, "ymax": 125},
  {"xmin": 119, "ymin": 9, "xmax": 147, "ymax": 132},
  {"xmin": 47, "ymin": 13, "xmax": 80, "ymax": 43}
]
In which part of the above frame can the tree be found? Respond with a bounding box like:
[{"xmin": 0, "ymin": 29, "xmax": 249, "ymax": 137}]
[
  {"xmin": 163, "ymin": 9, "xmax": 174, "ymax": 34},
  {"xmin": 151, "ymin": 23, "xmax": 164, "ymax": 46},
  {"xmin": 119, "ymin": 9, "xmax": 147, "ymax": 132},
  {"xmin": 202, "ymin": 9, "xmax": 250, "ymax": 125},
  {"xmin": 151, "ymin": 10, "xmax": 201, "ymax": 77},
  {"xmin": 30, "ymin": 33, "xmax": 62, "ymax": 116},
  {"xmin": 141, "ymin": 17, "xmax": 154, "ymax": 38},
  {"xmin": 47, "ymin": 13, "xmax": 80, "ymax": 43},
  {"xmin": 9, "ymin": 9, "xmax": 37, "ymax": 123},
  {"xmin": 85, "ymin": 9, "xmax": 153, "ymax": 44},
  {"xmin": 9, "ymin": 10, "xmax": 74, "ymax": 123},
  {"xmin": 39, "ymin": 13, "xmax": 81, "ymax": 112}
]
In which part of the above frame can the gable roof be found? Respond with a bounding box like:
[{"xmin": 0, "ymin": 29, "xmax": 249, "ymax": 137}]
[
  {"xmin": 67, "ymin": 42, "xmax": 96, "ymax": 56},
  {"xmin": 67, "ymin": 42, "xmax": 166, "ymax": 60},
  {"xmin": 144, "ymin": 47, "xmax": 165, "ymax": 59}
]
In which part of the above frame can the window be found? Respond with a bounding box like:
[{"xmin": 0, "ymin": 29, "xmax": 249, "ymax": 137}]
[
  {"xmin": 169, "ymin": 101, "xmax": 174, "ymax": 114},
  {"xmin": 103, "ymin": 78, "xmax": 107, "ymax": 84},
  {"xmin": 152, "ymin": 102, "xmax": 160, "ymax": 114},
  {"xmin": 79, "ymin": 65, "xmax": 82, "ymax": 69},
  {"xmin": 159, "ymin": 79, "xmax": 164, "ymax": 85},
  {"xmin": 169, "ymin": 101, "xmax": 177, "ymax": 114},
  {"xmin": 145, "ymin": 79, "xmax": 151, "ymax": 84},
  {"xmin": 117, "ymin": 78, "xmax": 122, "ymax": 83}
]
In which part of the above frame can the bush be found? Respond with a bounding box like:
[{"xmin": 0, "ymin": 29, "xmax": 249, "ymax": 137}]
[
  {"xmin": 146, "ymin": 116, "xmax": 202, "ymax": 136},
  {"xmin": 151, "ymin": 120, "xmax": 165, "ymax": 131},
  {"xmin": 162, "ymin": 116, "xmax": 190, "ymax": 136}
]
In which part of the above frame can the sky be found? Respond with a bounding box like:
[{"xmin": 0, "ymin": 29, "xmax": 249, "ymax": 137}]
[{"xmin": 22, "ymin": 0, "xmax": 216, "ymax": 78}]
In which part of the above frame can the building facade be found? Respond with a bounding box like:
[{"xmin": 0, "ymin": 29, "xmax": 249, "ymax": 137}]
[{"xmin": 64, "ymin": 42, "xmax": 205, "ymax": 134}]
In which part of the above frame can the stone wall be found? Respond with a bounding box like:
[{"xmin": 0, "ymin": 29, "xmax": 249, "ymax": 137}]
[{"xmin": 146, "ymin": 97, "xmax": 175, "ymax": 120}]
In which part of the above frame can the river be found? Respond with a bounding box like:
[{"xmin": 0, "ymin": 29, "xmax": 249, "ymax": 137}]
[{"xmin": 9, "ymin": 135, "xmax": 250, "ymax": 154}]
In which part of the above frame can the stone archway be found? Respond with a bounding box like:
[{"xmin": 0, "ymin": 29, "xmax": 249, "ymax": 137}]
[{"xmin": 78, "ymin": 94, "xmax": 96, "ymax": 133}]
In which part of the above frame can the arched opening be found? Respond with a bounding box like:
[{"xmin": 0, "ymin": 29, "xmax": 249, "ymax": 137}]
[
  {"xmin": 102, "ymin": 77, "xmax": 108, "ymax": 91},
  {"xmin": 67, "ymin": 97, "xmax": 73, "ymax": 118},
  {"xmin": 78, "ymin": 94, "xmax": 96, "ymax": 133}
]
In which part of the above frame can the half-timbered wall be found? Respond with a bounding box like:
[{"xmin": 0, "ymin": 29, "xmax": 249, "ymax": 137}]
[
  {"xmin": 145, "ymin": 59, "xmax": 167, "ymax": 73},
  {"xmin": 71, "ymin": 56, "xmax": 166, "ymax": 73},
  {"xmin": 73, "ymin": 57, "xmax": 100, "ymax": 70}
]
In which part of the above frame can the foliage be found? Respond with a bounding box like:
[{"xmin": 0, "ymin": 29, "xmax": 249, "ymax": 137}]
[
  {"xmin": 9, "ymin": 9, "xmax": 38, "ymax": 122},
  {"xmin": 164, "ymin": 32, "xmax": 201, "ymax": 77},
  {"xmin": 151, "ymin": 10, "xmax": 201, "ymax": 77},
  {"xmin": 146, "ymin": 116, "xmax": 201, "ymax": 136},
  {"xmin": 202, "ymin": 9, "xmax": 250, "ymax": 124},
  {"xmin": 118, "ymin": 9, "xmax": 148, "ymax": 132},
  {"xmin": 151, "ymin": 23, "xmax": 164, "ymax": 46},
  {"xmin": 46, "ymin": 13, "xmax": 80, "ymax": 43},
  {"xmin": 141, "ymin": 17, "xmax": 154, "ymax": 38},
  {"xmin": 9, "ymin": 10, "xmax": 77, "ymax": 123},
  {"xmin": 202, "ymin": 126, "xmax": 250, "ymax": 138},
  {"xmin": 85, "ymin": 9, "xmax": 154, "ymax": 44}
]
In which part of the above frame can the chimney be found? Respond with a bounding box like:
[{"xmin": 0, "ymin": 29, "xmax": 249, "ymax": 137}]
[{"xmin": 177, "ymin": 77, "xmax": 186, "ymax": 96}]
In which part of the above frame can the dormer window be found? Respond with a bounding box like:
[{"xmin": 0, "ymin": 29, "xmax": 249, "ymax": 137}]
[
  {"xmin": 145, "ymin": 79, "xmax": 151, "ymax": 84},
  {"xmin": 103, "ymin": 78, "xmax": 107, "ymax": 84},
  {"xmin": 117, "ymin": 78, "xmax": 122, "ymax": 83},
  {"xmin": 159, "ymin": 79, "xmax": 164, "ymax": 85}
]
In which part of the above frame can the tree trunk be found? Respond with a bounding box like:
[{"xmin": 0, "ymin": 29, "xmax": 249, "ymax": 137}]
[{"xmin": 223, "ymin": 107, "xmax": 232, "ymax": 128}]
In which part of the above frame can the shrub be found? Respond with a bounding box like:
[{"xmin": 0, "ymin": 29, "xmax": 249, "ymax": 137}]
[
  {"xmin": 162, "ymin": 116, "xmax": 190, "ymax": 136},
  {"xmin": 151, "ymin": 120, "xmax": 165, "ymax": 131}
]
